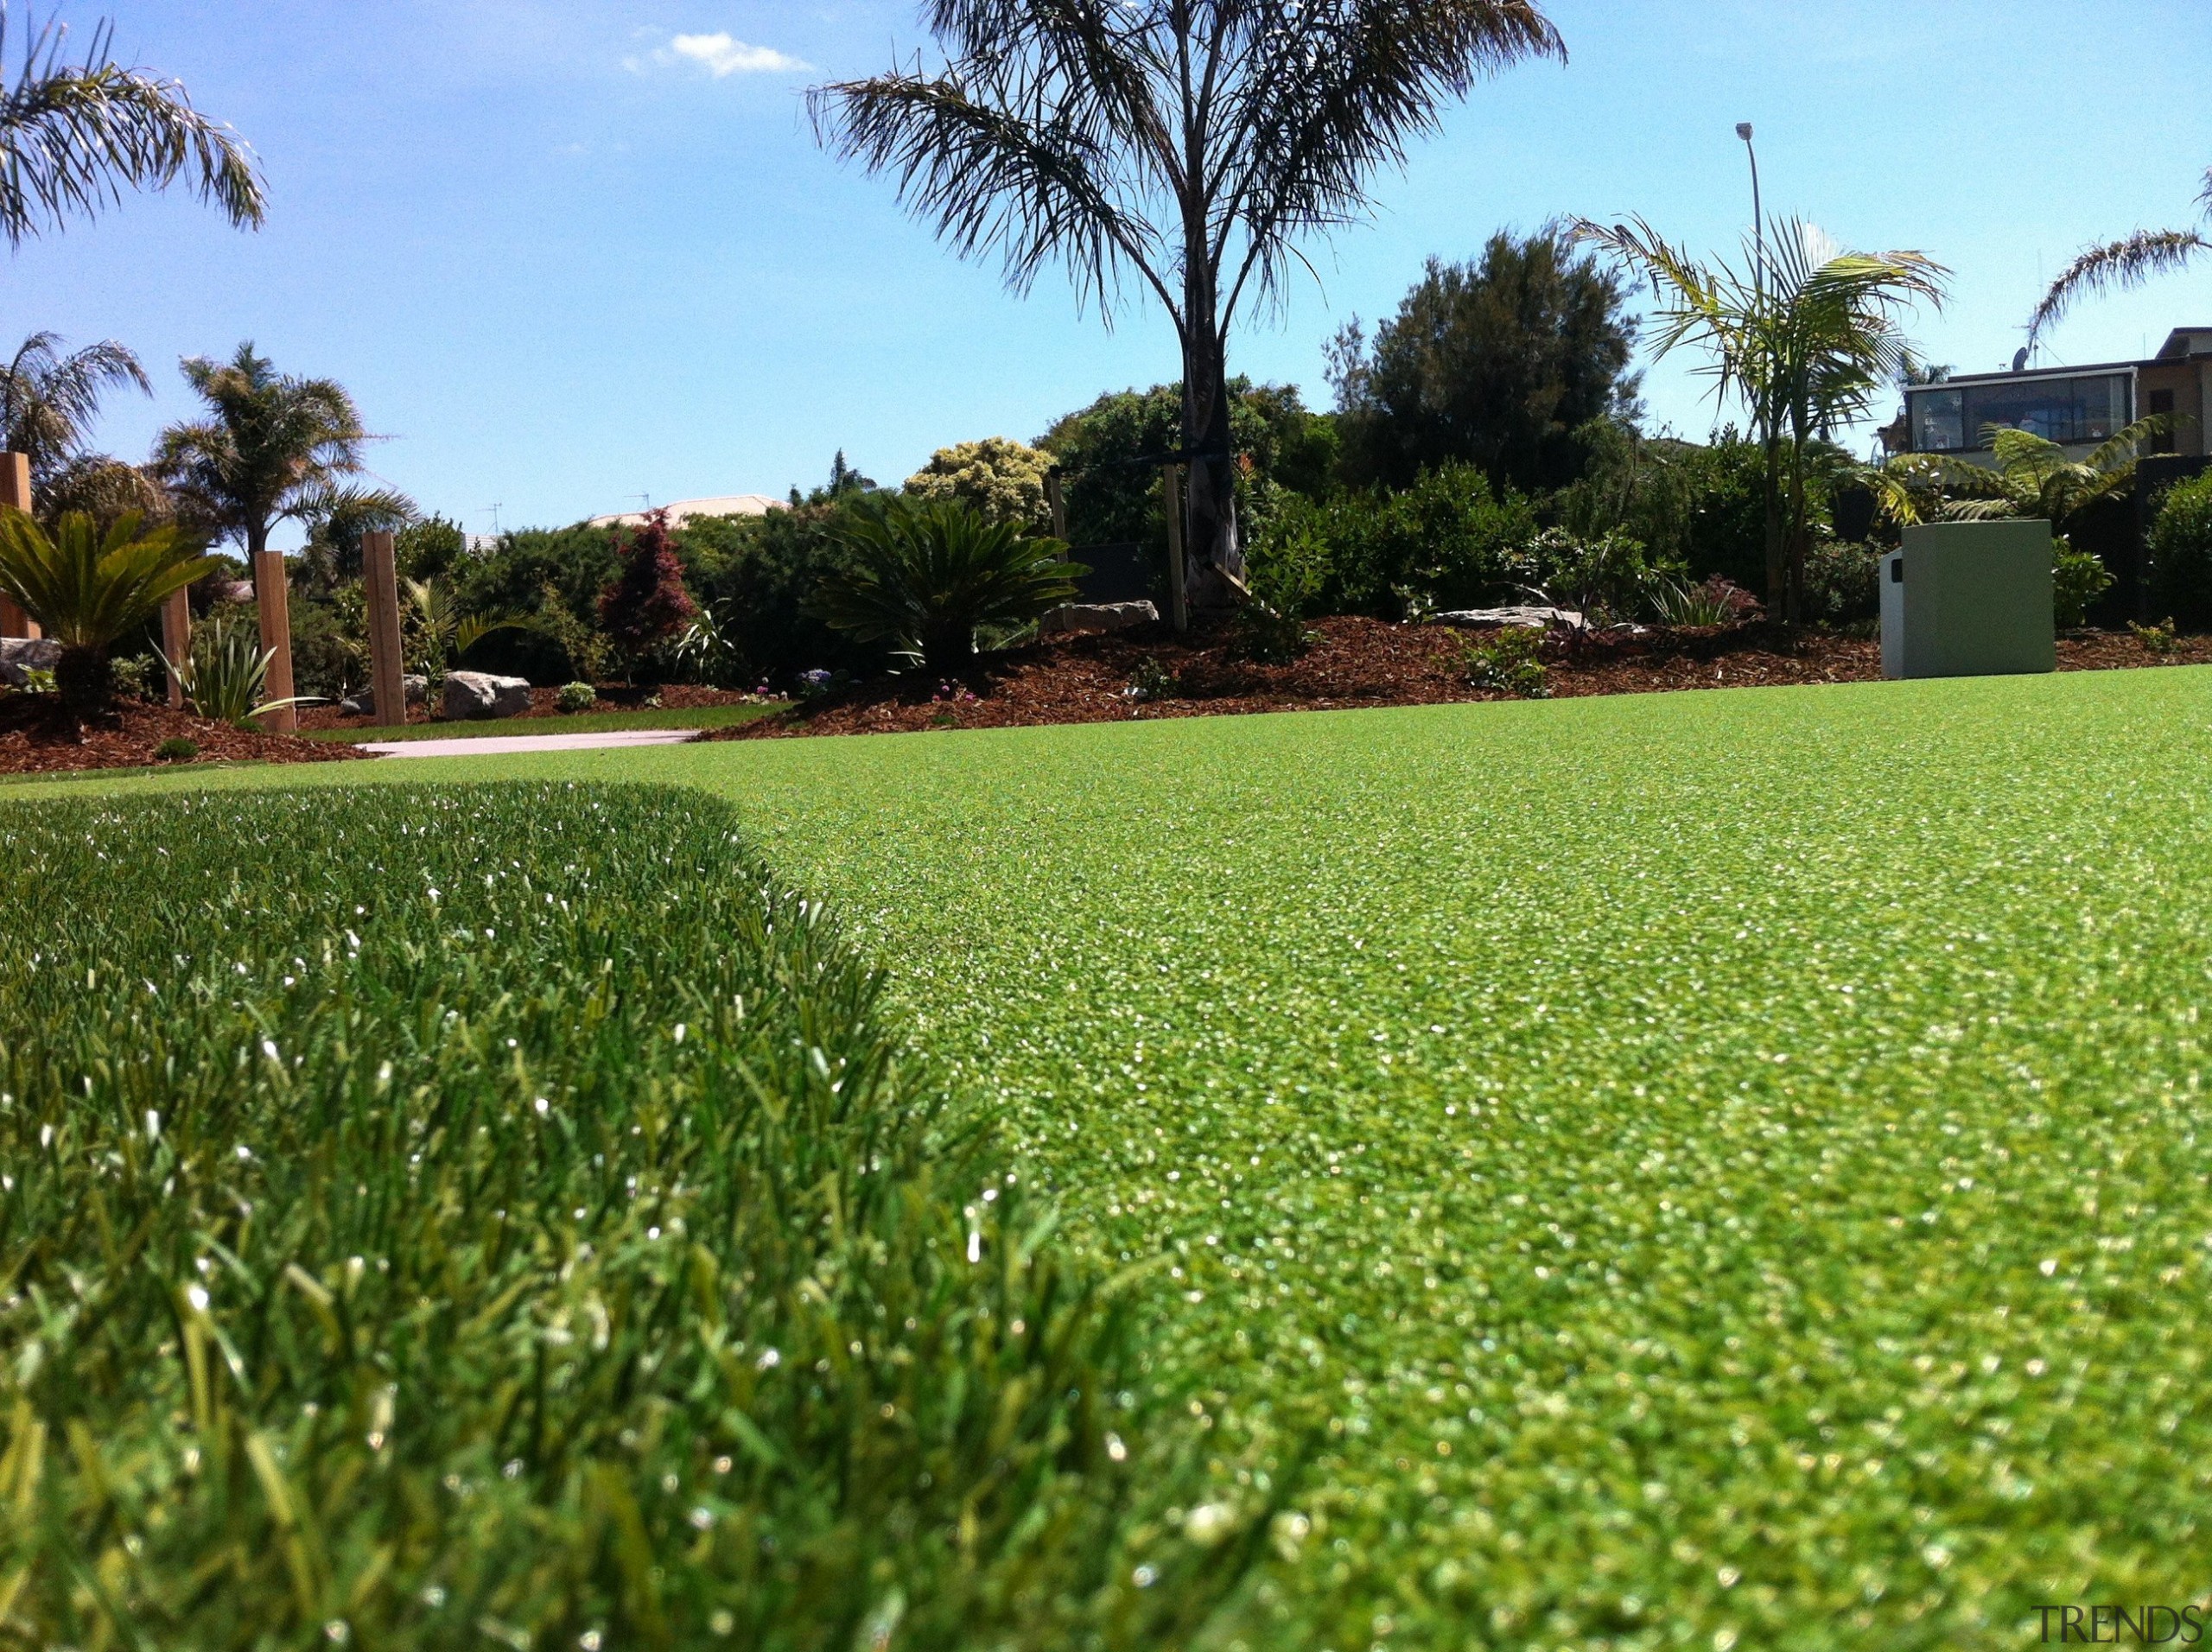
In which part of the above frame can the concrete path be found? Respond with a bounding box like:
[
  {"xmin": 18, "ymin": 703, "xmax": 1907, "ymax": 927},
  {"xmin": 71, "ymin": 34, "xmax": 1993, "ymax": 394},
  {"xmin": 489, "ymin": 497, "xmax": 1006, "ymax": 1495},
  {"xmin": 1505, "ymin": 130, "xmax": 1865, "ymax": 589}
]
[{"xmin": 359, "ymin": 728, "xmax": 708, "ymax": 759}]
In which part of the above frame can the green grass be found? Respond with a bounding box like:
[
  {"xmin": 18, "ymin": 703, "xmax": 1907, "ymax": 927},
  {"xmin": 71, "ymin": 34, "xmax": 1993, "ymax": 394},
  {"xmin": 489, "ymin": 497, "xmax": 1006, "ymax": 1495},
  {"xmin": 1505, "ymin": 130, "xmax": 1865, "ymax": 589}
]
[
  {"xmin": 300, "ymin": 700, "xmax": 785, "ymax": 741},
  {"xmin": 0, "ymin": 785, "xmax": 1255, "ymax": 1649},
  {"xmin": 16, "ymin": 667, "xmax": 2212, "ymax": 1647}
]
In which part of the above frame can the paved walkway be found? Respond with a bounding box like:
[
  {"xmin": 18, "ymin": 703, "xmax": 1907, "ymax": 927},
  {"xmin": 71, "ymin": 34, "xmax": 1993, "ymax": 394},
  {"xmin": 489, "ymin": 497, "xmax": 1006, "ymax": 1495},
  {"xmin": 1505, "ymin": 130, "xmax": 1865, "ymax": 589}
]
[{"xmin": 359, "ymin": 728, "xmax": 708, "ymax": 759}]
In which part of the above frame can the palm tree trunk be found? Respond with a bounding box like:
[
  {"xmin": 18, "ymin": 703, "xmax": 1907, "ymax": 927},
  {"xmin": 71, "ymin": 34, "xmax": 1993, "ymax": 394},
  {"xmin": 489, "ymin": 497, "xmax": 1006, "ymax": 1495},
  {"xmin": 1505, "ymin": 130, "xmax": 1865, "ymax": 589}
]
[
  {"xmin": 1761, "ymin": 435, "xmax": 1786, "ymax": 617},
  {"xmin": 1180, "ymin": 254, "xmax": 1243, "ymax": 606}
]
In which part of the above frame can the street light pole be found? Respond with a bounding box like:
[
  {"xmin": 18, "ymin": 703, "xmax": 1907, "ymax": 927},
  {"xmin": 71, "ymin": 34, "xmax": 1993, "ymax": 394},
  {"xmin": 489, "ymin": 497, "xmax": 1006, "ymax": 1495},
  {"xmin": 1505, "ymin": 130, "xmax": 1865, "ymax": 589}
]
[{"xmin": 1736, "ymin": 121, "xmax": 1764, "ymax": 295}]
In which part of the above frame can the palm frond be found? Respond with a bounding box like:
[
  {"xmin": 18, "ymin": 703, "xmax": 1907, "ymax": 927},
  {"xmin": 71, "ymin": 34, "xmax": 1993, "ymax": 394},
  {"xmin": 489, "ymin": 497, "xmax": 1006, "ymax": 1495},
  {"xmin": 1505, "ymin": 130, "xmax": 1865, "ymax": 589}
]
[
  {"xmin": 0, "ymin": 8, "xmax": 264, "ymax": 245},
  {"xmin": 0, "ymin": 329, "xmax": 148, "ymax": 476},
  {"xmin": 2029, "ymin": 228, "xmax": 2208, "ymax": 346}
]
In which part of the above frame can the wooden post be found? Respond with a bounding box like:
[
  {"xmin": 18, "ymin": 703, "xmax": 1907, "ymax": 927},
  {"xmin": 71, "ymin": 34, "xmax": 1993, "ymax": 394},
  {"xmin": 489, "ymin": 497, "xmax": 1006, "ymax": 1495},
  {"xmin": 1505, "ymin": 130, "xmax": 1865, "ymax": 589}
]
[
  {"xmin": 0, "ymin": 452, "xmax": 38, "ymax": 639},
  {"xmin": 1045, "ymin": 472, "xmax": 1068, "ymax": 543},
  {"xmin": 251, "ymin": 549, "xmax": 298, "ymax": 734},
  {"xmin": 161, "ymin": 588, "xmax": 191, "ymax": 708},
  {"xmin": 1160, "ymin": 463, "xmax": 1189, "ymax": 632},
  {"xmin": 361, "ymin": 528, "xmax": 405, "ymax": 727}
]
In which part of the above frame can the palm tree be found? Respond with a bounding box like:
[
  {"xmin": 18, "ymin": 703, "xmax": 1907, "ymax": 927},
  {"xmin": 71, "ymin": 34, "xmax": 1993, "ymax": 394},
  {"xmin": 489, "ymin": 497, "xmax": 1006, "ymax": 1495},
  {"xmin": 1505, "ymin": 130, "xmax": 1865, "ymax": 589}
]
[
  {"xmin": 0, "ymin": 331, "xmax": 148, "ymax": 481},
  {"xmin": 810, "ymin": 0, "xmax": 1562, "ymax": 600},
  {"xmin": 2030, "ymin": 167, "xmax": 2210, "ymax": 349},
  {"xmin": 0, "ymin": 7, "xmax": 264, "ymax": 245},
  {"xmin": 0, "ymin": 506, "xmax": 211, "ymax": 716},
  {"xmin": 151, "ymin": 343, "xmax": 404, "ymax": 569},
  {"xmin": 1575, "ymin": 215, "xmax": 1945, "ymax": 620}
]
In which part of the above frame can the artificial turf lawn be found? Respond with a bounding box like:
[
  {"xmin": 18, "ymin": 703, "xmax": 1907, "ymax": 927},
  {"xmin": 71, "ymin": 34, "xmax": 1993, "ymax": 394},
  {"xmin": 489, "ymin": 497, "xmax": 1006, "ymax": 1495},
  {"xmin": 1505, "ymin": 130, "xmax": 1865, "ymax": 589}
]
[
  {"xmin": 18, "ymin": 665, "xmax": 2212, "ymax": 1648},
  {"xmin": 0, "ymin": 785, "xmax": 1237, "ymax": 1648},
  {"xmin": 297, "ymin": 699, "xmax": 785, "ymax": 740}
]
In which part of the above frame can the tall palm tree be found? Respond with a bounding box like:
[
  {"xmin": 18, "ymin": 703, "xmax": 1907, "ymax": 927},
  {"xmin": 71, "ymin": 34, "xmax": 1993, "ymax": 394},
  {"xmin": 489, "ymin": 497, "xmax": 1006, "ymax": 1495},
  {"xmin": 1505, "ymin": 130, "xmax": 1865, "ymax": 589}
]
[
  {"xmin": 151, "ymin": 342, "xmax": 404, "ymax": 570},
  {"xmin": 1575, "ymin": 215, "xmax": 1945, "ymax": 620},
  {"xmin": 0, "ymin": 5, "xmax": 264, "ymax": 245},
  {"xmin": 810, "ymin": 0, "xmax": 1562, "ymax": 600},
  {"xmin": 2030, "ymin": 167, "xmax": 2210, "ymax": 350},
  {"xmin": 0, "ymin": 329, "xmax": 148, "ymax": 482}
]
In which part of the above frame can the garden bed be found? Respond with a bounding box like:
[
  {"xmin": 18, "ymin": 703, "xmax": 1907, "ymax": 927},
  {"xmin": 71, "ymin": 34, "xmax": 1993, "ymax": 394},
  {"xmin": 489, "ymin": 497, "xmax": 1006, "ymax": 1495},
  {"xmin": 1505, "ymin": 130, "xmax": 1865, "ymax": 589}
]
[
  {"xmin": 719, "ymin": 614, "xmax": 2212, "ymax": 739},
  {"xmin": 0, "ymin": 692, "xmax": 368, "ymax": 774}
]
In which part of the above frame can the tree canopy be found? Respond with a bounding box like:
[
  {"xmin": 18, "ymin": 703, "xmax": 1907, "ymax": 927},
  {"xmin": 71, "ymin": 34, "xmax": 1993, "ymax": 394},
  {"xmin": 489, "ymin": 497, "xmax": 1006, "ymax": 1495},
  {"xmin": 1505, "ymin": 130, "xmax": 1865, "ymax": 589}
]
[{"xmin": 1330, "ymin": 226, "xmax": 1642, "ymax": 494}]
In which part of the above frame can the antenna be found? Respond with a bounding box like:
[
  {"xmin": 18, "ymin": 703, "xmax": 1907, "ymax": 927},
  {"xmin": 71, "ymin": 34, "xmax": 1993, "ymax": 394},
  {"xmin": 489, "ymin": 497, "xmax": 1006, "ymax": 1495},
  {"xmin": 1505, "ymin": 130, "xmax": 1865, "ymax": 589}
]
[{"xmin": 484, "ymin": 503, "xmax": 503, "ymax": 534}]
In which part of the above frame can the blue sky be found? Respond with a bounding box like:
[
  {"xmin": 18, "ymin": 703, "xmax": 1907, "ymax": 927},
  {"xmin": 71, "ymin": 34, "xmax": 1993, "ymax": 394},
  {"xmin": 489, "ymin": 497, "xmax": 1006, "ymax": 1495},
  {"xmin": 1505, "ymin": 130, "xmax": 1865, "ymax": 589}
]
[{"xmin": 10, "ymin": 0, "xmax": 2210, "ymax": 541}]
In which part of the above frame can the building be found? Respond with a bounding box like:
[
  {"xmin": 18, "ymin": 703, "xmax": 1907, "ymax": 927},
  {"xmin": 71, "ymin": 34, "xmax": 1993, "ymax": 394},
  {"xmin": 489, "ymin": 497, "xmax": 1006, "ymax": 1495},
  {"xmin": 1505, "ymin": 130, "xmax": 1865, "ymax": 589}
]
[
  {"xmin": 587, "ymin": 493, "xmax": 785, "ymax": 530},
  {"xmin": 1900, "ymin": 328, "xmax": 2212, "ymax": 460}
]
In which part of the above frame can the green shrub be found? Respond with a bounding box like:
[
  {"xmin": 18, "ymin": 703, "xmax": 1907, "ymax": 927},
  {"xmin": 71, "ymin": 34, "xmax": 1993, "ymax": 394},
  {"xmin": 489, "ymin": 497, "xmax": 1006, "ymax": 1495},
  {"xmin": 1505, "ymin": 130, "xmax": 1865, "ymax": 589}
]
[
  {"xmin": 808, "ymin": 498, "xmax": 1085, "ymax": 670},
  {"xmin": 2055, "ymin": 537, "xmax": 2116, "ymax": 629},
  {"xmin": 1802, "ymin": 539, "xmax": 1882, "ymax": 628},
  {"xmin": 2131, "ymin": 617, "xmax": 2179, "ymax": 655},
  {"xmin": 904, "ymin": 436, "xmax": 1053, "ymax": 527},
  {"xmin": 152, "ymin": 734, "xmax": 198, "ymax": 761},
  {"xmin": 1248, "ymin": 464, "xmax": 1538, "ymax": 618},
  {"xmin": 2146, "ymin": 470, "xmax": 2212, "ymax": 629},
  {"xmin": 1229, "ymin": 598, "xmax": 1316, "ymax": 664},
  {"xmin": 108, "ymin": 651, "xmax": 158, "ymax": 701},
  {"xmin": 1512, "ymin": 527, "xmax": 1679, "ymax": 625},
  {"xmin": 0, "ymin": 786, "xmax": 1261, "ymax": 1649},
  {"xmin": 556, "ymin": 679, "xmax": 596, "ymax": 712},
  {"xmin": 1462, "ymin": 626, "xmax": 1550, "ymax": 697}
]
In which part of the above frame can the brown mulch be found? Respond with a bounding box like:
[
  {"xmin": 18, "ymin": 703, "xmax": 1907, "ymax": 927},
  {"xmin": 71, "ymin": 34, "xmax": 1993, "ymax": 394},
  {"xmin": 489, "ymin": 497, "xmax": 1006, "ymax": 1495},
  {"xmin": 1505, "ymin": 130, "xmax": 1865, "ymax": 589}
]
[
  {"xmin": 296, "ymin": 682, "xmax": 760, "ymax": 732},
  {"xmin": 714, "ymin": 615, "xmax": 2212, "ymax": 741},
  {"xmin": 0, "ymin": 696, "xmax": 371, "ymax": 775}
]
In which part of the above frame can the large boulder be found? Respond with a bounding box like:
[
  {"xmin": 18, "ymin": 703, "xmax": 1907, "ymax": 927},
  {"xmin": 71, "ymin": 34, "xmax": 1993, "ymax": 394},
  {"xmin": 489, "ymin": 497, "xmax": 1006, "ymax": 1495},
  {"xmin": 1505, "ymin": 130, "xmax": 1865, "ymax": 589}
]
[
  {"xmin": 340, "ymin": 674, "xmax": 429, "ymax": 718},
  {"xmin": 442, "ymin": 670, "xmax": 531, "ymax": 721},
  {"xmin": 1429, "ymin": 605, "xmax": 1586, "ymax": 631},
  {"xmin": 0, "ymin": 636, "xmax": 62, "ymax": 688},
  {"xmin": 1038, "ymin": 600, "xmax": 1160, "ymax": 637}
]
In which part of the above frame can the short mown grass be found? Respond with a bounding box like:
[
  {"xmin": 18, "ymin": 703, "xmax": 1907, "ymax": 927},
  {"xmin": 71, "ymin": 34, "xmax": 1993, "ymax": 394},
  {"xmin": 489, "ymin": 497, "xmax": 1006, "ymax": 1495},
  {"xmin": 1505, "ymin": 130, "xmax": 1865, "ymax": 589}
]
[
  {"xmin": 302, "ymin": 702, "xmax": 785, "ymax": 742},
  {"xmin": 16, "ymin": 667, "xmax": 2212, "ymax": 1647},
  {"xmin": 0, "ymin": 785, "xmax": 1265, "ymax": 1649}
]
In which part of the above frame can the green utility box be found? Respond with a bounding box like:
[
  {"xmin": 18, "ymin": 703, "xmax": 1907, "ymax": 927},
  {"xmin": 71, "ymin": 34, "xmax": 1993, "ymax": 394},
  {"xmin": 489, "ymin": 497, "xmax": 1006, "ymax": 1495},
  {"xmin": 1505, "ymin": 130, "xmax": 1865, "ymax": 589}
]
[{"xmin": 1879, "ymin": 520, "xmax": 2055, "ymax": 680}]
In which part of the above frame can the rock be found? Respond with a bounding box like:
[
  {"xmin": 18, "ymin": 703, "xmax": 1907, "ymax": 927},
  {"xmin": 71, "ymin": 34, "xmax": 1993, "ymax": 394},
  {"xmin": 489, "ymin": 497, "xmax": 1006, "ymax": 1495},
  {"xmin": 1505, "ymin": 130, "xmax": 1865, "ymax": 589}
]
[
  {"xmin": 0, "ymin": 635, "xmax": 62, "ymax": 687},
  {"xmin": 340, "ymin": 674, "xmax": 428, "ymax": 717},
  {"xmin": 1039, "ymin": 600, "xmax": 1160, "ymax": 637},
  {"xmin": 442, "ymin": 670, "xmax": 532, "ymax": 721},
  {"xmin": 1429, "ymin": 606, "xmax": 1586, "ymax": 631}
]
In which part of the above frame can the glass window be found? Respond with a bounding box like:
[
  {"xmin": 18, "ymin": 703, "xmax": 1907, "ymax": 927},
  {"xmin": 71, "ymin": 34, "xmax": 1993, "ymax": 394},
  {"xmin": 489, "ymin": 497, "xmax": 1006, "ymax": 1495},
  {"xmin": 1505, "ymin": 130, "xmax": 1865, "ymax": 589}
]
[
  {"xmin": 1912, "ymin": 388, "xmax": 1965, "ymax": 452},
  {"xmin": 1960, "ymin": 373, "xmax": 2132, "ymax": 447}
]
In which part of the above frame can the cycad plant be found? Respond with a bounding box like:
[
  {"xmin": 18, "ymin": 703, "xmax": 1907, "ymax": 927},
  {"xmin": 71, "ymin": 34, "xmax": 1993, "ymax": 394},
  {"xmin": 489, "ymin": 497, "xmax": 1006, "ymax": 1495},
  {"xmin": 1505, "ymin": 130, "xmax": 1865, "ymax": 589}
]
[
  {"xmin": 808, "ymin": 497, "xmax": 1084, "ymax": 671},
  {"xmin": 0, "ymin": 506, "xmax": 211, "ymax": 716}
]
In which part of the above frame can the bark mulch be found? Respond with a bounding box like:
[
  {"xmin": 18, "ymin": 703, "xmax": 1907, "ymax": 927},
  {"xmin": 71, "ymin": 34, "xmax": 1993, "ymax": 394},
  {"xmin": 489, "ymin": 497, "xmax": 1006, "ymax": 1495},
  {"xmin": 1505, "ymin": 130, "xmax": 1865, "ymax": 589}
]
[
  {"xmin": 296, "ymin": 682, "xmax": 760, "ymax": 732},
  {"xmin": 716, "ymin": 615, "xmax": 2212, "ymax": 741},
  {"xmin": 0, "ymin": 696, "xmax": 370, "ymax": 775}
]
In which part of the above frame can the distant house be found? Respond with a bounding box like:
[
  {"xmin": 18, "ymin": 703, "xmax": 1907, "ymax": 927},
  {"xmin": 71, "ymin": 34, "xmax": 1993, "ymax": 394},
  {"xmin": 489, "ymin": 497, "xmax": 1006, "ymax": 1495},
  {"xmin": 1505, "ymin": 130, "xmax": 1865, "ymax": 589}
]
[
  {"xmin": 588, "ymin": 494, "xmax": 785, "ymax": 530},
  {"xmin": 1898, "ymin": 328, "xmax": 2212, "ymax": 461}
]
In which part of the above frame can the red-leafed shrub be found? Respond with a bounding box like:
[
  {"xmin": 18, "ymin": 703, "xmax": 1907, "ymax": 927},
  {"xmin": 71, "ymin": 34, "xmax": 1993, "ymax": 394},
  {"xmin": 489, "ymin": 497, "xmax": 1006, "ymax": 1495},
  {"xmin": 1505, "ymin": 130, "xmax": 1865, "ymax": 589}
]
[{"xmin": 597, "ymin": 509, "xmax": 696, "ymax": 664}]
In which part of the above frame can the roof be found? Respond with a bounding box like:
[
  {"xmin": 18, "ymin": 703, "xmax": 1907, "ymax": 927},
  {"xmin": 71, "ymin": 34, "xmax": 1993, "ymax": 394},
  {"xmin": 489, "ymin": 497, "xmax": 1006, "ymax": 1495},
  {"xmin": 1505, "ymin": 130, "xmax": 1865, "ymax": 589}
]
[{"xmin": 587, "ymin": 493, "xmax": 785, "ymax": 529}]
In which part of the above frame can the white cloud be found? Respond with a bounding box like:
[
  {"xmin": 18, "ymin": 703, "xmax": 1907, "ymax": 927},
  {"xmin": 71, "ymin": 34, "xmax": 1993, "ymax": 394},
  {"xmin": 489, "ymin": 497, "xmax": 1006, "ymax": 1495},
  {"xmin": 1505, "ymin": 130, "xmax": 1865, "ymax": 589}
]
[{"xmin": 662, "ymin": 31, "xmax": 807, "ymax": 76}]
